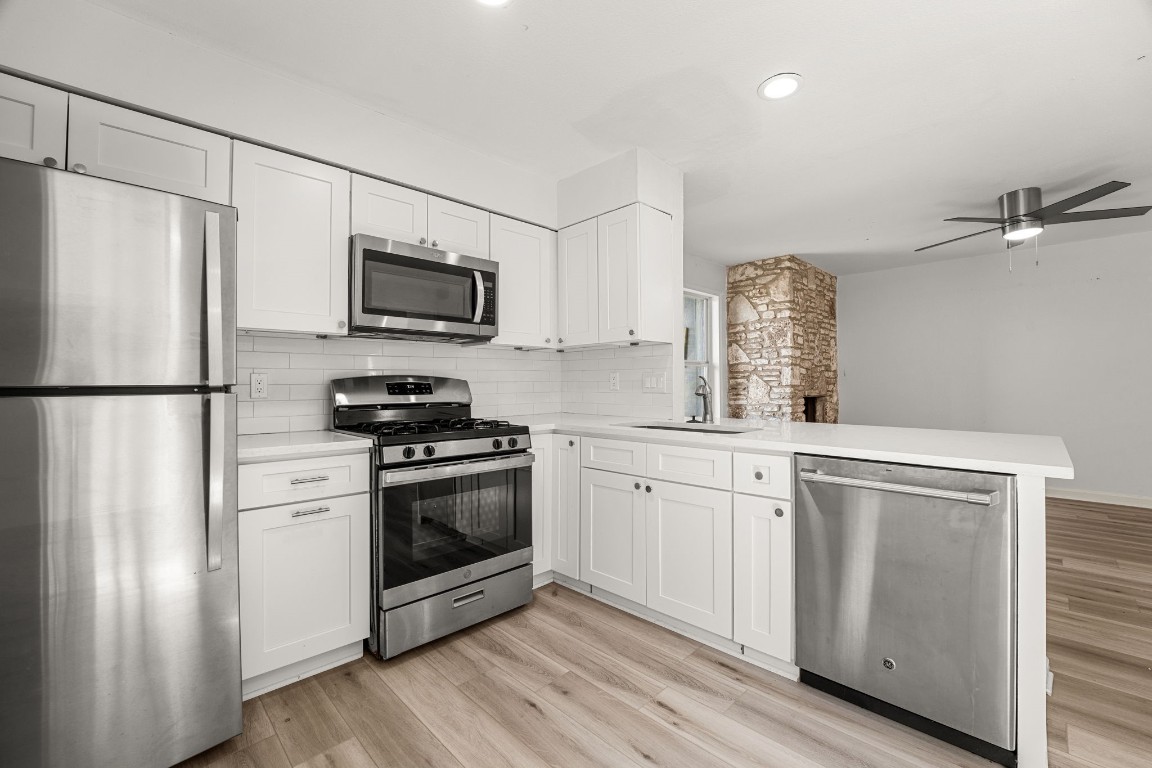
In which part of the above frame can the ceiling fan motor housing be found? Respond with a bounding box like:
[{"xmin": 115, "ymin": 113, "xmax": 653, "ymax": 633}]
[{"xmin": 999, "ymin": 187, "xmax": 1042, "ymax": 222}]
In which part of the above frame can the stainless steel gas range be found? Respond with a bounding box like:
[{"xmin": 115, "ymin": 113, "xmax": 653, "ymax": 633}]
[{"xmin": 331, "ymin": 375, "xmax": 533, "ymax": 659}]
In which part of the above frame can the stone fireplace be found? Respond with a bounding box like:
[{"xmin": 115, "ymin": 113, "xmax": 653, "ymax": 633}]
[{"xmin": 727, "ymin": 255, "xmax": 838, "ymax": 422}]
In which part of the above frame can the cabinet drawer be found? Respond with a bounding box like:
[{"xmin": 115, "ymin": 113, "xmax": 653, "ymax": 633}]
[
  {"xmin": 581, "ymin": 437, "xmax": 646, "ymax": 475},
  {"xmin": 239, "ymin": 453, "xmax": 370, "ymax": 510},
  {"xmin": 646, "ymin": 443, "xmax": 732, "ymax": 490},
  {"xmin": 733, "ymin": 453, "xmax": 792, "ymax": 499}
]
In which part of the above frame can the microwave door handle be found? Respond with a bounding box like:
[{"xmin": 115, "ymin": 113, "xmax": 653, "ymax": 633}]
[{"xmin": 472, "ymin": 270, "xmax": 485, "ymax": 324}]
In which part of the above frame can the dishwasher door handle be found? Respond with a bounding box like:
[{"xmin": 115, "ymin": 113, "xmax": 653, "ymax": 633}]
[{"xmin": 798, "ymin": 468, "xmax": 999, "ymax": 506}]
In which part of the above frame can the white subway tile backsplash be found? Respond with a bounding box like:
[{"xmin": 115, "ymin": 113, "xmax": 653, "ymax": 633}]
[{"xmin": 234, "ymin": 334, "xmax": 672, "ymax": 434}]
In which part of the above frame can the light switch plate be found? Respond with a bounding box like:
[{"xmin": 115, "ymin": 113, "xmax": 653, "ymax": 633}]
[{"xmin": 250, "ymin": 372, "xmax": 269, "ymax": 399}]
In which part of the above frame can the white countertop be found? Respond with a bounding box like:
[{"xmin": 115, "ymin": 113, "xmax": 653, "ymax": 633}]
[
  {"xmin": 521, "ymin": 413, "xmax": 1074, "ymax": 479},
  {"xmin": 237, "ymin": 430, "xmax": 373, "ymax": 463}
]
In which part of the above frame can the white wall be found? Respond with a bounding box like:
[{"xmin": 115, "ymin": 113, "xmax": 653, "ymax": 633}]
[
  {"xmin": 838, "ymin": 230, "xmax": 1152, "ymax": 499},
  {"xmin": 0, "ymin": 0, "xmax": 556, "ymax": 226}
]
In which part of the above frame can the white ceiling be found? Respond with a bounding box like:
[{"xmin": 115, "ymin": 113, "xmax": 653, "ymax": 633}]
[{"xmin": 93, "ymin": 0, "xmax": 1152, "ymax": 274}]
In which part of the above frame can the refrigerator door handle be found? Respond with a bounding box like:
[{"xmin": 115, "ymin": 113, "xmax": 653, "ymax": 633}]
[
  {"xmin": 205, "ymin": 211, "xmax": 224, "ymax": 388},
  {"xmin": 206, "ymin": 392, "xmax": 225, "ymax": 571}
]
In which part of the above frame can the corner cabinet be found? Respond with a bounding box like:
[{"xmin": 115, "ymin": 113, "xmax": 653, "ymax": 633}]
[
  {"xmin": 66, "ymin": 95, "xmax": 231, "ymax": 204},
  {"xmin": 556, "ymin": 218, "xmax": 600, "ymax": 348},
  {"xmin": 233, "ymin": 142, "xmax": 351, "ymax": 335},
  {"xmin": 490, "ymin": 215, "xmax": 557, "ymax": 348},
  {"xmin": 0, "ymin": 72, "xmax": 67, "ymax": 167}
]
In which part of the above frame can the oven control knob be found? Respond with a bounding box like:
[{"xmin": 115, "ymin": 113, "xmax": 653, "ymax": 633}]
[
  {"xmin": 423, "ymin": 445, "xmax": 436, "ymax": 458},
  {"xmin": 492, "ymin": 438, "xmax": 503, "ymax": 450},
  {"xmin": 402, "ymin": 446, "xmax": 416, "ymax": 460},
  {"xmin": 508, "ymin": 437, "xmax": 518, "ymax": 448}
]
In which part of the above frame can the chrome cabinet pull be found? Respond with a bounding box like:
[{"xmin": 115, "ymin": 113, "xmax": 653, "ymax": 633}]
[
  {"xmin": 452, "ymin": 589, "xmax": 485, "ymax": 608},
  {"xmin": 629, "ymin": 329, "xmax": 635, "ymax": 336},
  {"xmin": 568, "ymin": 440, "xmax": 574, "ymax": 447},
  {"xmin": 431, "ymin": 239, "xmax": 439, "ymax": 247},
  {"xmin": 72, "ymin": 163, "xmax": 87, "ymax": 173},
  {"xmin": 634, "ymin": 482, "xmax": 641, "ymax": 490},
  {"xmin": 206, "ymin": 393, "xmax": 225, "ymax": 572},
  {"xmin": 291, "ymin": 505, "xmax": 330, "ymax": 518},
  {"xmin": 43, "ymin": 156, "xmax": 57, "ymax": 167},
  {"xmin": 798, "ymin": 468, "xmax": 999, "ymax": 506},
  {"xmin": 419, "ymin": 237, "xmax": 427, "ymax": 245},
  {"xmin": 775, "ymin": 507, "xmax": 784, "ymax": 518},
  {"xmin": 290, "ymin": 475, "xmax": 330, "ymax": 485},
  {"xmin": 645, "ymin": 485, "xmax": 652, "ymax": 493},
  {"xmin": 754, "ymin": 470, "xmax": 765, "ymax": 481}
]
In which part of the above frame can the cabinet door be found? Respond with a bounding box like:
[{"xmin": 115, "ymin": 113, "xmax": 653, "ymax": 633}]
[
  {"xmin": 350, "ymin": 175, "xmax": 428, "ymax": 245},
  {"xmin": 733, "ymin": 494, "xmax": 793, "ymax": 661},
  {"xmin": 580, "ymin": 468, "xmax": 645, "ymax": 603},
  {"xmin": 597, "ymin": 204, "xmax": 641, "ymax": 344},
  {"xmin": 490, "ymin": 215, "xmax": 556, "ymax": 348},
  {"xmin": 67, "ymin": 95, "xmax": 231, "ymax": 204},
  {"xmin": 553, "ymin": 435, "xmax": 581, "ymax": 579},
  {"xmin": 239, "ymin": 494, "xmax": 369, "ymax": 679},
  {"xmin": 428, "ymin": 196, "xmax": 490, "ymax": 259},
  {"xmin": 530, "ymin": 436, "xmax": 554, "ymax": 577},
  {"xmin": 556, "ymin": 218, "xmax": 599, "ymax": 347},
  {"xmin": 0, "ymin": 73, "xmax": 67, "ymax": 167},
  {"xmin": 233, "ymin": 142, "xmax": 350, "ymax": 335},
  {"xmin": 646, "ymin": 482, "xmax": 733, "ymax": 637}
]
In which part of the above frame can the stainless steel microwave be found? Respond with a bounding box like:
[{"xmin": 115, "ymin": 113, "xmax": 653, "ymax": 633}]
[{"xmin": 350, "ymin": 234, "xmax": 498, "ymax": 343}]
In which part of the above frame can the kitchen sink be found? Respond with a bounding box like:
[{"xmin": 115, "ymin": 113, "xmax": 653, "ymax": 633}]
[{"xmin": 617, "ymin": 421, "xmax": 759, "ymax": 435}]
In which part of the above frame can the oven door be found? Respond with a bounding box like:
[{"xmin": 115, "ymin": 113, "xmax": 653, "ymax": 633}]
[
  {"xmin": 377, "ymin": 453, "xmax": 532, "ymax": 608},
  {"xmin": 352, "ymin": 234, "xmax": 497, "ymax": 338}
]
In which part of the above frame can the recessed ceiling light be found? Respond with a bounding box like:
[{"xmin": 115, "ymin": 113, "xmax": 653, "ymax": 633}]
[
  {"xmin": 758, "ymin": 73, "xmax": 802, "ymax": 100},
  {"xmin": 476, "ymin": 0, "xmax": 511, "ymax": 6}
]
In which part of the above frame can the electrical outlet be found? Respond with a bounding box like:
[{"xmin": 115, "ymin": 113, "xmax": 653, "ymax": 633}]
[
  {"xmin": 609, "ymin": 371, "xmax": 620, "ymax": 391},
  {"xmin": 250, "ymin": 372, "xmax": 269, "ymax": 399}
]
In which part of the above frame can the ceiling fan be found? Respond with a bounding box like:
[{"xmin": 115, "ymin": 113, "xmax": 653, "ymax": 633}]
[{"xmin": 916, "ymin": 181, "xmax": 1151, "ymax": 252}]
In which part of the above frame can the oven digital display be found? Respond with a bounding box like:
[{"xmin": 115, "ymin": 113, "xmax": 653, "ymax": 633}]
[{"xmin": 386, "ymin": 382, "xmax": 434, "ymax": 396}]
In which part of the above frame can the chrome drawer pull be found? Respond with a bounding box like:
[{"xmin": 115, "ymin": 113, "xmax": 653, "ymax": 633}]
[
  {"xmin": 290, "ymin": 475, "xmax": 330, "ymax": 485},
  {"xmin": 452, "ymin": 589, "xmax": 485, "ymax": 608},
  {"xmin": 291, "ymin": 506, "xmax": 330, "ymax": 518},
  {"xmin": 798, "ymin": 468, "xmax": 998, "ymax": 506}
]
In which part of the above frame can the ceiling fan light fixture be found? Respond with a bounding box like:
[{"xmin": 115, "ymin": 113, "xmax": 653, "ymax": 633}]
[
  {"xmin": 475, "ymin": 0, "xmax": 511, "ymax": 6},
  {"xmin": 758, "ymin": 73, "xmax": 802, "ymax": 100},
  {"xmin": 1002, "ymin": 220, "xmax": 1044, "ymax": 241}
]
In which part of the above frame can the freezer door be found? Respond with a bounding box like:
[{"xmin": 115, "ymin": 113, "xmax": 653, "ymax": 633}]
[
  {"xmin": 794, "ymin": 455, "xmax": 1016, "ymax": 750},
  {"xmin": 0, "ymin": 157, "xmax": 237, "ymax": 387},
  {"xmin": 0, "ymin": 394, "xmax": 240, "ymax": 768}
]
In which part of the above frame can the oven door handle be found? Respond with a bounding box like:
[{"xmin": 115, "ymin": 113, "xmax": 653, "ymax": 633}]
[
  {"xmin": 471, "ymin": 270, "xmax": 485, "ymax": 324},
  {"xmin": 380, "ymin": 452, "xmax": 535, "ymax": 486}
]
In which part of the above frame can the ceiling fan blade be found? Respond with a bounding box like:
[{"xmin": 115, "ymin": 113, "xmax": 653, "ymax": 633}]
[
  {"xmin": 1029, "ymin": 181, "xmax": 1130, "ymax": 219},
  {"xmin": 1042, "ymin": 206, "xmax": 1152, "ymax": 224},
  {"xmin": 944, "ymin": 216, "xmax": 1007, "ymax": 223},
  {"xmin": 915, "ymin": 226, "xmax": 1002, "ymax": 252}
]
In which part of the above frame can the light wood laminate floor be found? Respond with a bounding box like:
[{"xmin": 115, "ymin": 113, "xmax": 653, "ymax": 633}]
[{"xmin": 179, "ymin": 497, "xmax": 1152, "ymax": 768}]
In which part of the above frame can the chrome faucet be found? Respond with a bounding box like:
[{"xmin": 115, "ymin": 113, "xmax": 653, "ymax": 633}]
[{"xmin": 694, "ymin": 376, "xmax": 714, "ymax": 424}]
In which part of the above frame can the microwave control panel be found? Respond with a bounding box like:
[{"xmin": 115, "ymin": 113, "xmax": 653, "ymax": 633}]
[{"xmin": 481, "ymin": 280, "xmax": 496, "ymax": 326}]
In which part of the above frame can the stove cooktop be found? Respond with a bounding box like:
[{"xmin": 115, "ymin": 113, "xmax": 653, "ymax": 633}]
[{"xmin": 336, "ymin": 418, "xmax": 529, "ymax": 446}]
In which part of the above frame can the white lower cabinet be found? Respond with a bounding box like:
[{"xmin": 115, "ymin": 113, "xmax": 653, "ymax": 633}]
[
  {"xmin": 239, "ymin": 492, "xmax": 369, "ymax": 680},
  {"xmin": 552, "ymin": 435, "xmax": 582, "ymax": 579},
  {"xmin": 581, "ymin": 468, "xmax": 646, "ymax": 603},
  {"xmin": 646, "ymin": 482, "xmax": 733, "ymax": 637},
  {"xmin": 530, "ymin": 436, "xmax": 554, "ymax": 577},
  {"xmin": 733, "ymin": 494, "xmax": 794, "ymax": 661}
]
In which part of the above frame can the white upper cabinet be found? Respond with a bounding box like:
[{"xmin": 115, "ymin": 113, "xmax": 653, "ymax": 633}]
[
  {"xmin": 351, "ymin": 175, "xmax": 428, "ymax": 244},
  {"xmin": 556, "ymin": 218, "xmax": 599, "ymax": 348},
  {"xmin": 350, "ymin": 175, "xmax": 490, "ymax": 259},
  {"xmin": 490, "ymin": 214, "xmax": 556, "ymax": 348},
  {"xmin": 233, "ymin": 142, "xmax": 351, "ymax": 335},
  {"xmin": 646, "ymin": 481, "xmax": 733, "ymax": 638},
  {"xmin": 67, "ymin": 95, "xmax": 231, "ymax": 204},
  {"xmin": 598, "ymin": 203, "xmax": 674, "ymax": 345},
  {"xmin": 733, "ymin": 494, "xmax": 793, "ymax": 661},
  {"xmin": 427, "ymin": 196, "xmax": 490, "ymax": 258},
  {"xmin": 0, "ymin": 73, "xmax": 67, "ymax": 168}
]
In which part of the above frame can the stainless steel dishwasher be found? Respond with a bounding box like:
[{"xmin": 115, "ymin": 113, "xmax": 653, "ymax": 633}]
[{"xmin": 795, "ymin": 455, "xmax": 1017, "ymax": 767}]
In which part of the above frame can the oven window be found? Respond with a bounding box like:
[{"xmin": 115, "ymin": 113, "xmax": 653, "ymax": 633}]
[
  {"xmin": 379, "ymin": 465, "xmax": 531, "ymax": 592},
  {"xmin": 363, "ymin": 251, "xmax": 475, "ymax": 322}
]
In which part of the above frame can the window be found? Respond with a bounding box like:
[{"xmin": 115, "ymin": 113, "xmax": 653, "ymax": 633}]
[{"xmin": 683, "ymin": 290, "xmax": 720, "ymax": 418}]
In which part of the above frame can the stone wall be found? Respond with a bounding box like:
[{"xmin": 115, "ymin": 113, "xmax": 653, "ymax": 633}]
[{"xmin": 727, "ymin": 255, "xmax": 838, "ymax": 421}]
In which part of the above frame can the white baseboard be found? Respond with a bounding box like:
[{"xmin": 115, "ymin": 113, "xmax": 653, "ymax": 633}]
[
  {"xmin": 532, "ymin": 570, "xmax": 556, "ymax": 589},
  {"xmin": 241, "ymin": 641, "xmax": 363, "ymax": 700},
  {"xmin": 1046, "ymin": 488, "xmax": 1152, "ymax": 509}
]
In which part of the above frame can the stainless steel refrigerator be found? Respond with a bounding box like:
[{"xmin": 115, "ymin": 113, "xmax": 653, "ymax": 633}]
[{"xmin": 0, "ymin": 157, "xmax": 241, "ymax": 767}]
